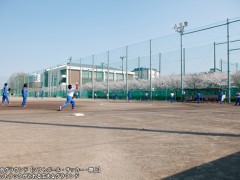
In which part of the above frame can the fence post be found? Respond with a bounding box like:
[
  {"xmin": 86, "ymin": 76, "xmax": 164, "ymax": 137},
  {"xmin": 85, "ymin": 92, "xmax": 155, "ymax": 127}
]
[
  {"xmin": 80, "ymin": 58, "xmax": 82, "ymax": 98},
  {"xmin": 150, "ymin": 39, "xmax": 152, "ymax": 100},
  {"xmin": 92, "ymin": 55, "xmax": 95, "ymax": 99},
  {"xmin": 107, "ymin": 51, "xmax": 110, "ymax": 100},
  {"xmin": 227, "ymin": 18, "xmax": 231, "ymax": 103},
  {"xmin": 214, "ymin": 42, "xmax": 216, "ymax": 72},
  {"xmin": 138, "ymin": 57, "xmax": 140, "ymax": 79},
  {"xmin": 126, "ymin": 46, "xmax": 128, "ymax": 100},
  {"xmin": 183, "ymin": 48, "xmax": 186, "ymax": 76},
  {"xmin": 159, "ymin": 53, "xmax": 161, "ymax": 77}
]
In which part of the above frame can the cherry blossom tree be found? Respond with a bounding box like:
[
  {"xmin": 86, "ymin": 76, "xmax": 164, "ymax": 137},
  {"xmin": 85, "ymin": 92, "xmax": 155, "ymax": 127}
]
[
  {"xmin": 231, "ymin": 71, "xmax": 240, "ymax": 88},
  {"xmin": 82, "ymin": 71, "xmax": 238, "ymax": 92},
  {"xmin": 184, "ymin": 73, "xmax": 204, "ymax": 89}
]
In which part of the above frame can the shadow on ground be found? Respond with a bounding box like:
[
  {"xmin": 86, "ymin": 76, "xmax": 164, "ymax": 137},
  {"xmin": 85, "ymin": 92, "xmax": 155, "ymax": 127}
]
[
  {"xmin": 164, "ymin": 151, "xmax": 240, "ymax": 180},
  {"xmin": 0, "ymin": 119, "xmax": 239, "ymax": 138}
]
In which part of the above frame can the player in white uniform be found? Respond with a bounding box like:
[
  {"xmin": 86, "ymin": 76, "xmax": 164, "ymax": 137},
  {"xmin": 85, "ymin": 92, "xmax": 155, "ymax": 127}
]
[{"xmin": 59, "ymin": 84, "xmax": 75, "ymax": 111}]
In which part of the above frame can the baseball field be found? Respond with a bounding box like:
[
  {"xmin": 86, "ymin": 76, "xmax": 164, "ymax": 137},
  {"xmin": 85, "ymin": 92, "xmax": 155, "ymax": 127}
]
[{"xmin": 0, "ymin": 97, "xmax": 239, "ymax": 179}]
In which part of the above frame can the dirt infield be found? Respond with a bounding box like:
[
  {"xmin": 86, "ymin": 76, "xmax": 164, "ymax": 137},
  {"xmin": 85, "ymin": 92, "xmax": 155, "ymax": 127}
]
[{"xmin": 0, "ymin": 97, "xmax": 240, "ymax": 179}]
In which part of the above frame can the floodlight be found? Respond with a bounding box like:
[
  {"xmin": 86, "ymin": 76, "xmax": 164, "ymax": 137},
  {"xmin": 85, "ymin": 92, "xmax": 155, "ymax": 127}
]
[{"xmin": 184, "ymin": 21, "xmax": 188, "ymax": 26}]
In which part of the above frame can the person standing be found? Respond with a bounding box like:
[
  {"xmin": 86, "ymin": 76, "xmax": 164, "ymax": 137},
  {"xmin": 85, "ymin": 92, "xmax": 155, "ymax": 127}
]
[
  {"xmin": 127, "ymin": 91, "xmax": 131, "ymax": 101},
  {"xmin": 2, "ymin": 83, "xmax": 10, "ymax": 105},
  {"xmin": 218, "ymin": 90, "xmax": 223, "ymax": 104},
  {"xmin": 59, "ymin": 84, "xmax": 75, "ymax": 111},
  {"xmin": 145, "ymin": 92, "xmax": 149, "ymax": 101},
  {"xmin": 22, "ymin": 83, "xmax": 28, "ymax": 107},
  {"xmin": 235, "ymin": 90, "xmax": 240, "ymax": 106},
  {"xmin": 41, "ymin": 90, "xmax": 44, "ymax": 99},
  {"xmin": 170, "ymin": 92, "xmax": 175, "ymax": 103},
  {"xmin": 114, "ymin": 93, "xmax": 117, "ymax": 100},
  {"xmin": 196, "ymin": 92, "xmax": 201, "ymax": 104}
]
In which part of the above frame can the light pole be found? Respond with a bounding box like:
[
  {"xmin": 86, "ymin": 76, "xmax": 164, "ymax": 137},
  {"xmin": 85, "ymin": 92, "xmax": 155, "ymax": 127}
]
[
  {"xmin": 79, "ymin": 58, "xmax": 82, "ymax": 98},
  {"xmin": 173, "ymin": 21, "xmax": 188, "ymax": 101},
  {"xmin": 101, "ymin": 62, "xmax": 104, "ymax": 82},
  {"xmin": 138, "ymin": 57, "xmax": 140, "ymax": 79},
  {"xmin": 120, "ymin": 56, "xmax": 125, "ymax": 81},
  {"xmin": 107, "ymin": 51, "xmax": 110, "ymax": 100},
  {"xmin": 67, "ymin": 56, "xmax": 72, "ymax": 85}
]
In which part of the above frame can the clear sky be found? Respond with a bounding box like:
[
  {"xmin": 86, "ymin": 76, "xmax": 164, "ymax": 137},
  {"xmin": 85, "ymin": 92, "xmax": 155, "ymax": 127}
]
[{"xmin": 0, "ymin": 0, "xmax": 239, "ymax": 84}]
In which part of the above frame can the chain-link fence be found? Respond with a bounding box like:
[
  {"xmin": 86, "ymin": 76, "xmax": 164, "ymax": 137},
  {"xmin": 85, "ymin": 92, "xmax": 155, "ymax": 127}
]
[{"xmin": 8, "ymin": 18, "xmax": 240, "ymax": 102}]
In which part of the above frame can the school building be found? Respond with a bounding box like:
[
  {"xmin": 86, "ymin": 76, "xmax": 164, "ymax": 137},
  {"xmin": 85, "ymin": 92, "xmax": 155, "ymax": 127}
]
[
  {"xmin": 132, "ymin": 67, "xmax": 160, "ymax": 79},
  {"xmin": 39, "ymin": 63, "xmax": 135, "ymax": 90}
]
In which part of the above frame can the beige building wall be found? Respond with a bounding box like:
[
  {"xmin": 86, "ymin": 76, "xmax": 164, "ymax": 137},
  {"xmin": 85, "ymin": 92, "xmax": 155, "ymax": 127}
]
[{"xmin": 68, "ymin": 70, "xmax": 80, "ymax": 85}]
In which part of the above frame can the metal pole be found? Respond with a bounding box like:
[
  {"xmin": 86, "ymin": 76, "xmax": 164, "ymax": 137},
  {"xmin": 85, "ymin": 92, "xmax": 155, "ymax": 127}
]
[
  {"xmin": 101, "ymin": 62, "xmax": 104, "ymax": 82},
  {"xmin": 69, "ymin": 62, "xmax": 71, "ymax": 85},
  {"xmin": 49, "ymin": 70, "xmax": 51, "ymax": 97},
  {"xmin": 80, "ymin": 58, "xmax": 82, "ymax": 98},
  {"xmin": 227, "ymin": 19, "xmax": 230, "ymax": 103},
  {"xmin": 51, "ymin": 71, "xmax": 53, "ymax": 97},
  {"xmin": 107, "ymin": 51, "xmax": 110, "ymax": 100},
  {"xmin": 138, "ymin": 57, "xmax": 140, "ymax": 79},
  {"xmin": 56, "ymin": 66, "xmax": 59, "ymax": 97},
  {"xmin": 126, "ymin": 46, "xmax": 128, "ymax": 100},
  {"xmin": 50, "ymin": 68, "xmax": 52, "ymax": 97},
  {"xmin": 237, "ymin": 63, "xmax": 239, "ymax": 72},
  {"xmin": 18, "ymin": 77, "xmax": 19, "ymax": 96},
  {"xmin": 48, "ymin": 68, "xmax": 50, "ymax": 97},
  {"xmin": 214, "ymin": 42, "xmax": 216, "ymax": 72},
  {"xmin": 220, "ymin": 59, "xmax": 223, "ymax": 72},
  {"xmin": 42, "ymin": 69, "xmax": 44, "ymax": 89},
  {"xmin": 180, "ymin": 33, "xmax": 183, "ymax": 101},
  {"xmin": 173, "ymin": 22, "xmax": 188, "ymax": 101},
  {"xmin": 165, "ymin": 87, "xmax": 167, "ymax": 101},
  {"xmin": 27, "ymin": 73, "xmax": 29, "ymax": 96},
  {"xmin": 92, "ymin": 55, "xmax": 94, "ymax": 99},
  {"xmin": 183, "ymin": 48, "xmax": 185, "ymax": 76},
  {"xmin": 150, "ymin": 39, "xmax": 152, "ymax": 100},
  {"xmin": 121, "ymin": 57, "xmax": 124, "ymax": 81},
  {"xmin": 95, "ymin": 65, "xmax": 98, "ymax": 81},
  {"xmin": 159, "ymin": 53, "xmax": 161, "ymax": 77}
]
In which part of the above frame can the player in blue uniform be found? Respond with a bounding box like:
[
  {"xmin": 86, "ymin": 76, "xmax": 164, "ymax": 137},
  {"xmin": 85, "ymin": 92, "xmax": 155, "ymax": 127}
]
[
  {"xmin": 22, "ymin": 83, "xmax": 28, "ymax": 107},
  {"xmin": 196, "ymin": 92, "xmax": 201, "ymax": 104},
  {"xmin": 218, "ymin": 90, "xmax": 223, "ymax": 104},
  {"xmin": 2, "ymin": 83, "xmax": 10, "ymax": 105}
]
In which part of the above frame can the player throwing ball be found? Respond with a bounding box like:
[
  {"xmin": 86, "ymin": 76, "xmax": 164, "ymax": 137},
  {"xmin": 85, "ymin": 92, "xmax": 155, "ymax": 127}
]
[{"xmin": 59, "ymin": 84, "xmax": 75, "ymax": 111}]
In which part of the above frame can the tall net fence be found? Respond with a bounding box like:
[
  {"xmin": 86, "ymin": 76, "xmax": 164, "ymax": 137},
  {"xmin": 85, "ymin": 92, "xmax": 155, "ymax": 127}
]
[{"xmin": 8, "ymin": 18, "xmax": 240, "ymax": 102}]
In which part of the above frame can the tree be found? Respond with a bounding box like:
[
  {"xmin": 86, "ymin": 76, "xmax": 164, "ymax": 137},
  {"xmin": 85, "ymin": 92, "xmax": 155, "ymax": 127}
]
[
  {"xmin": 184, "ymin": 73, "xmax": 204, "ymax": 89},
  {"xmin": 7, "ymin": 72, "xmax": 28, "ymax": 95},
  {"xmin": 231, "ymin": 71, "xmax": 240, "ymax": 88}
]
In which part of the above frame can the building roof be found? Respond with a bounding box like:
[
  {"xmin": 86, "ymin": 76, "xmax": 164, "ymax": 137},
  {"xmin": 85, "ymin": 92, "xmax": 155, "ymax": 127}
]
[
  {"xmin": 132, "ymin": 67, "xmax": 158, "ymax": 72},
  {"xmin": 45, "ymin": 63, "xmax": 121, "ymax": 71}
]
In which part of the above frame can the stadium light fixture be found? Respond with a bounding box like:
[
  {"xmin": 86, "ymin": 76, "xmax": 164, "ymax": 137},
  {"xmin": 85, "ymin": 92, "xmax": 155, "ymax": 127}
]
[{"xmin": 173, "ymin": 21, "xmax": 188, "ymax": 34}]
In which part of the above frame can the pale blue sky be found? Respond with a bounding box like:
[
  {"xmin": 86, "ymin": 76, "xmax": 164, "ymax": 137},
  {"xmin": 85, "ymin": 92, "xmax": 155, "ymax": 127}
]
[{"xmin": 0, "ymin": 0, "xmax": 240, "ymax": 84}]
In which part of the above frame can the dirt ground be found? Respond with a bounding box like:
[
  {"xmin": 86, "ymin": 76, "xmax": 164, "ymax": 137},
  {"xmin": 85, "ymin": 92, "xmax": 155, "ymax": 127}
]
[{"xmin": 0, "ymin": 97, "xmax": 239, "ymax": 180}]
